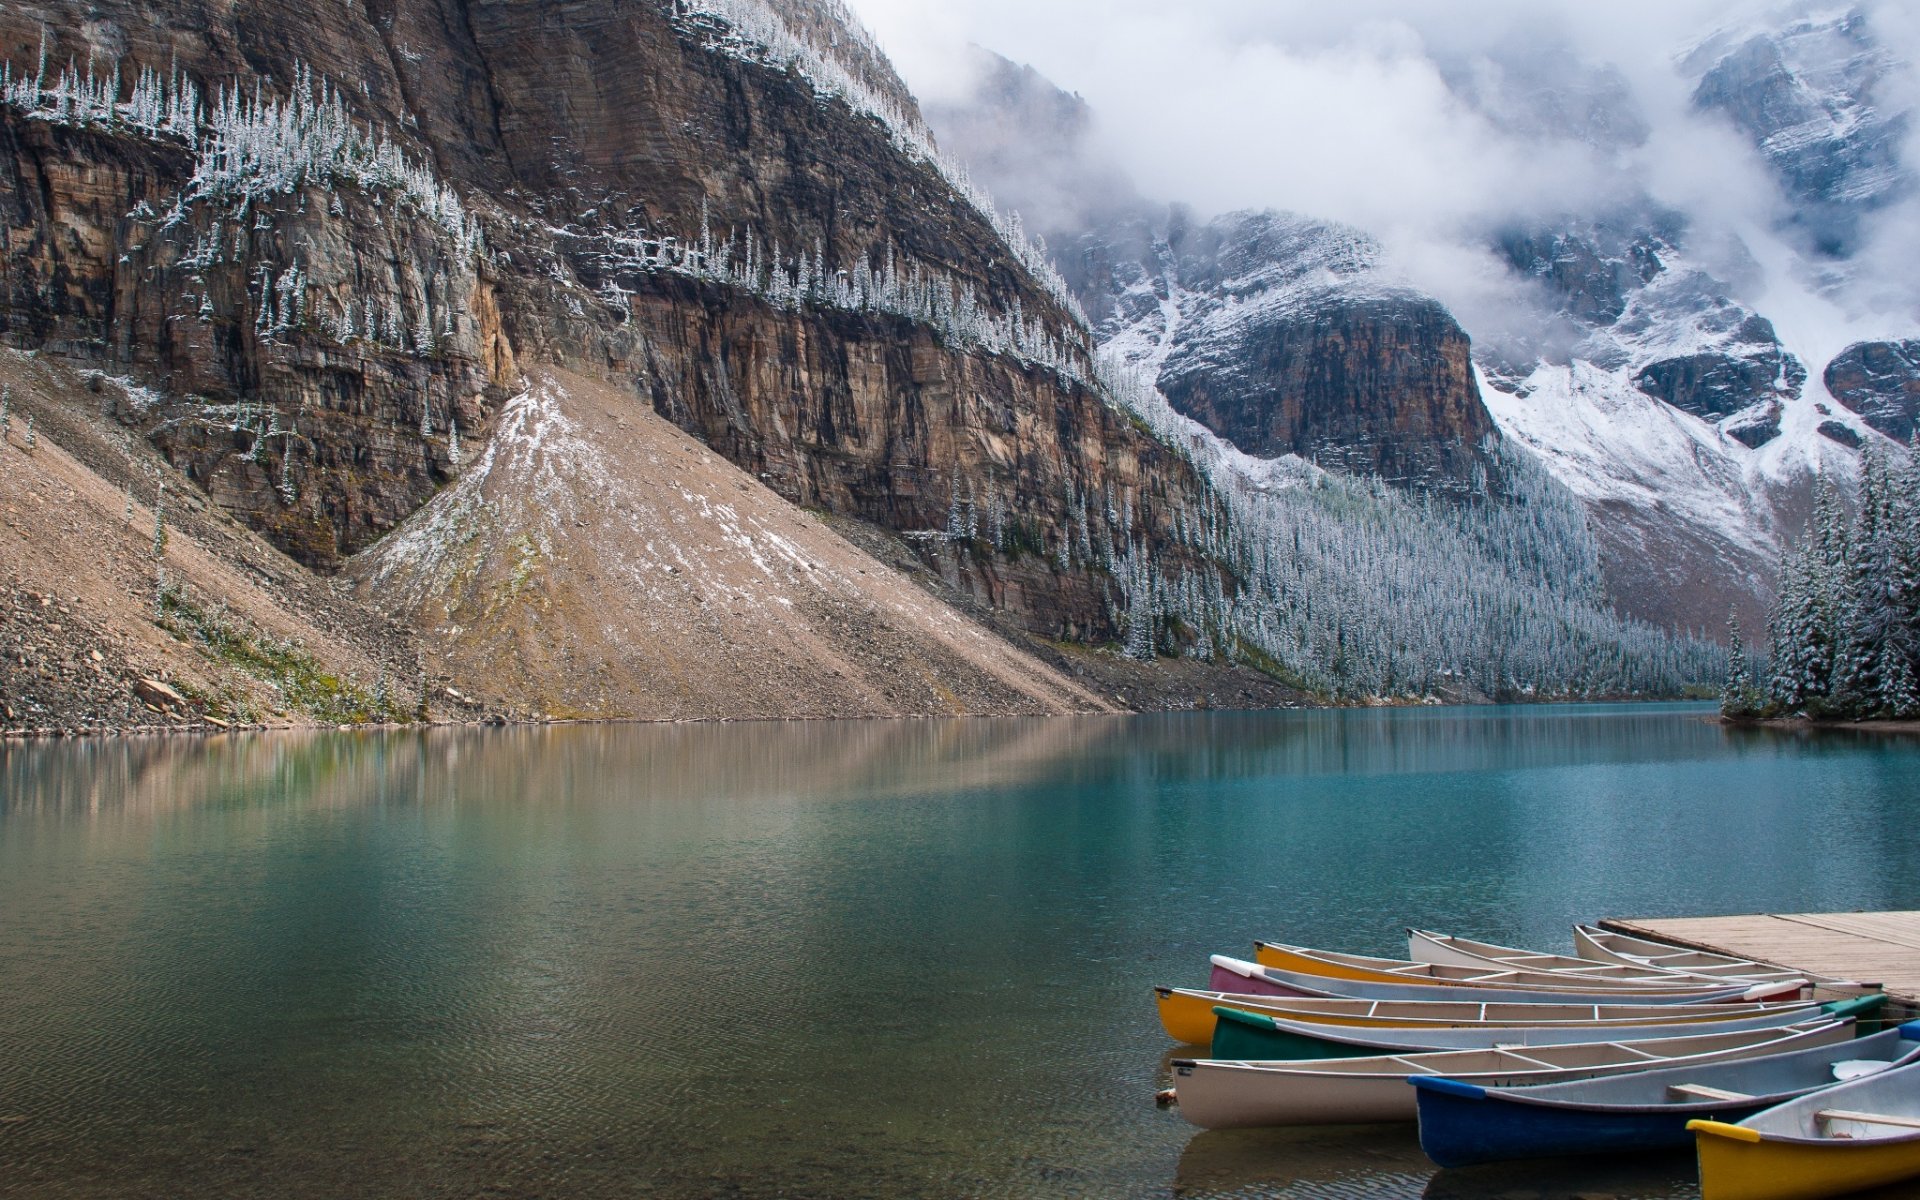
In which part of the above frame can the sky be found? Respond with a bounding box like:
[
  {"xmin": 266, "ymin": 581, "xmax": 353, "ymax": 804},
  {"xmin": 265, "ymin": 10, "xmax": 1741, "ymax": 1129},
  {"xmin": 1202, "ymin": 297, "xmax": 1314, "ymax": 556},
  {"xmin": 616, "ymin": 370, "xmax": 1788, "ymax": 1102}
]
[{"xmin": 837, "ymin": 0, "xmax": 1920, "ymax": 352}]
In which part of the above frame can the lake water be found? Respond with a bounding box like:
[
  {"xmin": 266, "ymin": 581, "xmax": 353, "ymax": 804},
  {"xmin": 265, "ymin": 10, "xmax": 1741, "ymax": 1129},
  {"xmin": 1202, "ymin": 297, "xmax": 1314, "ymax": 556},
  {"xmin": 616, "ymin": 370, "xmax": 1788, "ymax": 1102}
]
[{"xmin": 4, "ymin": 704, "xmax": 1920, "ymax": 1199}]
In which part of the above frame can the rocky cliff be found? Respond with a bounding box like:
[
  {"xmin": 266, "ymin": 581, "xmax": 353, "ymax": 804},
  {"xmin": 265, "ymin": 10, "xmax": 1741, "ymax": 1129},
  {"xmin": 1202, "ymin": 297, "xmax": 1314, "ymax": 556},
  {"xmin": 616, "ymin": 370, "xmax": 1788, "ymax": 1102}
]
[
  {"xmin": 1149, "ymin": 216, "xmax": 1495, "ymax": 493},
  {"xmin": 1826, "ymin": 340, "xmax": 1920, "ymax": 443},
  {"xmin": 0, "ymin": 0, "xmax": 1227, "ymax": 657}
]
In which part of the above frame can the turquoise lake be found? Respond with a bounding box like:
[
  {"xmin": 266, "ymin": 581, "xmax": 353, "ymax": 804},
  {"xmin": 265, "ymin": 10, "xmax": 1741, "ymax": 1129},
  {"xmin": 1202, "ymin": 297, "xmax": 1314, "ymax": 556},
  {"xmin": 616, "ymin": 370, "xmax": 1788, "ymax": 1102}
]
[{"xmin": 4, "ymin": 703, "xmax": 1920, "ymax": 1198}]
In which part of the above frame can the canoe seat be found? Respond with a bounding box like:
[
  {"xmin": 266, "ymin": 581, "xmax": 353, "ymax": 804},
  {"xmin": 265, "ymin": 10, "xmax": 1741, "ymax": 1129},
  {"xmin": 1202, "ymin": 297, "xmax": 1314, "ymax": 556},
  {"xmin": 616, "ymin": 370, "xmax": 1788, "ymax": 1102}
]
[
  {"xmin": 1666, "ymin": 1084, "xmax": 1757, "ymax": 1103},
  {"xmin": 1832, "ymin": 1060, "xmax": 1895, "ymax": 1082},
  {"xmin": 1815, "ymin": 1109, "xmax": 1920, "ymax": 1131}
]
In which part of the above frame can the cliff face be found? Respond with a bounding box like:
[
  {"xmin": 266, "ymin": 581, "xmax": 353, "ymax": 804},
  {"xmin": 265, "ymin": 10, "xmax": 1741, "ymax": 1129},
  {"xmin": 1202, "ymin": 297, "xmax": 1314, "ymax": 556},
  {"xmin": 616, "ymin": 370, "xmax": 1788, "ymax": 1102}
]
[
  {"xmin": 1104, "ymin": 210, "xmax": 1497, "ymax": 495},
  {"xmin": 1826, "ymin": 340, "xmax": 1920, "ymax": 443},
  {"xmin": 1155, "ymin": 281, "xmax": 1494, "ymax": 492},
  {"xmin": 0, "ymin": 0, "xmax": 1217, "ymax": 645}
]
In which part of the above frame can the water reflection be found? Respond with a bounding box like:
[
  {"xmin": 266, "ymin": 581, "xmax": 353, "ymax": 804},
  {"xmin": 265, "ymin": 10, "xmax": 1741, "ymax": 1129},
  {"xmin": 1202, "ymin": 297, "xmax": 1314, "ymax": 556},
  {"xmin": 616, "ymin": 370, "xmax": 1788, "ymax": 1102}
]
[{"xmin": 1, "ymin": 706, "xmax": 1918, "ymax": 1199}]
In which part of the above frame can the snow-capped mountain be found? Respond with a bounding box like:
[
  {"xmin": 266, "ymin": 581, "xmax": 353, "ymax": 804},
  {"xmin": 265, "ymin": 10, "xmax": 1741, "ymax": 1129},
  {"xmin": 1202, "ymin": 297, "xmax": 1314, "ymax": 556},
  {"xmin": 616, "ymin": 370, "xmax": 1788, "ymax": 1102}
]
[
  {"xmin": 1688, "ymin": 6, "xmax": 1910, "ymax": 257},
  {"xmin": 928, "ymin": 4, "xmax": 1920, "ymax": 636}
]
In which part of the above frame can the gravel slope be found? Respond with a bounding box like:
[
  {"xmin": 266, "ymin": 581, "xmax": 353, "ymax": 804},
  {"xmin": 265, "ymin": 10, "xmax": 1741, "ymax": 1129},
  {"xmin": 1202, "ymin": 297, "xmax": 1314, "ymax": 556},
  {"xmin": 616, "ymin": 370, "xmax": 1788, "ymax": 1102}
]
[{"xmin": 349, "ymin": 368, "xmax": 1114, "ymax": 721}]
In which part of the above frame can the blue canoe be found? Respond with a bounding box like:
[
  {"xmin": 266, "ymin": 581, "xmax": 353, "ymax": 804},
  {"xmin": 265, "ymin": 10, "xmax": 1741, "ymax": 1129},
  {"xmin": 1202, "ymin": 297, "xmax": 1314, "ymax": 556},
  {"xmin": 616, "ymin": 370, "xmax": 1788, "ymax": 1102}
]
[{"xmin": 1412, "ymin": 1020, "xmax": 1920, "ymax": 1168}]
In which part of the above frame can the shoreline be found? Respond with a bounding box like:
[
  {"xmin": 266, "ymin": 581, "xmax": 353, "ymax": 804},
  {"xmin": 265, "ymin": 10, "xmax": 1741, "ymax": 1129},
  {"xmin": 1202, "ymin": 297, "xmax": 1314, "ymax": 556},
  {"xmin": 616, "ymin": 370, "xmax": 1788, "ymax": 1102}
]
[
  {"xmin": 3, "ymin": 694, "xmax": 1721, "ymax": 742},
  {"xmin": 1717, "ymin": 715, "xmax": 1920, "ymax": 736}
]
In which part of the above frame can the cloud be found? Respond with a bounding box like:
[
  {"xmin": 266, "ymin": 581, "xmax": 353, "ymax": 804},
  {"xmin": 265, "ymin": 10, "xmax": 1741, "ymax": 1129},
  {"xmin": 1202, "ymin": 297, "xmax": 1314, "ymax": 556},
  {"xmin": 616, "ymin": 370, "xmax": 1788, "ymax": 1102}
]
[
  {"xmin": 845, "ymin": 0, "xmax": 1920, "ymax": 346},
  {"xmin": 852, "ymin": 0, "xmax": 1757, "ymax": 225}
]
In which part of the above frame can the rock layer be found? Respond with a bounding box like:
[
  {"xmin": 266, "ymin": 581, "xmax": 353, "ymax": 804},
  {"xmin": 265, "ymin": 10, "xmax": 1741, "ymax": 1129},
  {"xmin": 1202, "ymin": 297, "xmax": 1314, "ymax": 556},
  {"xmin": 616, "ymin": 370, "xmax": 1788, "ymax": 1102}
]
[
  {"xmin": 1825, "ymin": 340, "xmax": 1920, "ymax": 443},
  {"xmin": 0, "ymin": 0, "xmax": 1222, "ymax": 648},
  {"xmin": 1158, "ymin": 291, "xmax": 1495, "ymax": 491}
]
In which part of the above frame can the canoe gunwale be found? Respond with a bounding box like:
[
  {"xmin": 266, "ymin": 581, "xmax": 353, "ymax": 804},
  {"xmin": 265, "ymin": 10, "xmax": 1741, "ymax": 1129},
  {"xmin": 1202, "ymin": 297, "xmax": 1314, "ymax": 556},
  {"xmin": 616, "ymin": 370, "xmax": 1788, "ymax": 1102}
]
[
  {"xmin": 1170, "ymin": 986, "xmax": 1821, "ymax": 1027},
  {"xmin": 1695, "ymin": 1123, "xmax": 1920, "ymax": 1148},
  {"xmin": 1215, "ymin": 1004, "xmax": 1837, "ymax": 1056}
]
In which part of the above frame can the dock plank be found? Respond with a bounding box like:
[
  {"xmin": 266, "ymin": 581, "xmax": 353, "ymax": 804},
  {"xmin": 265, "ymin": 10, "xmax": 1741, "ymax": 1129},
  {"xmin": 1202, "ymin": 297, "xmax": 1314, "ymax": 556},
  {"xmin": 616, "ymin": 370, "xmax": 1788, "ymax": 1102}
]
[{"xmin": 1600, "ymin": 912, "xmax": 1920, "ymax": 1013}]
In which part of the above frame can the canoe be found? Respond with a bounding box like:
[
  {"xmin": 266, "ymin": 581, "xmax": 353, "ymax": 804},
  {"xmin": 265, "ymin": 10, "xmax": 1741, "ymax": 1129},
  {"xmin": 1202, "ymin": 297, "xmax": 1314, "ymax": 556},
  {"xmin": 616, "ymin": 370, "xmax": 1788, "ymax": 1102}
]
[
  {"xmin": 1169, "ymin": 1018, "xmax": 1854, "ymax": 1129},
  {"xmin": 1154, "ymin": 986, "xmax": 1831, "ymax": 1047},
  {"xmin": 1209, "ymin": 995, "xmax": 1886, "ymax": 1060},
  {"xmin": 1691, "ymin": 1053, "xmax": 1920, "ymax": 1200},
  {"xmin": 1254, "ymin": 941, "xmax": 1808, "ymax": 1000},
  {"xmin": 1415, "ymin": 1020, "xmax": 1920, "ymax": 1167},
  {"xmin": 1575, "ymin": 924, "xmax": 1871, "ymax": 989},
  {"xmin": 1411, "ymin": 928, "xmax": 1812, "ymax": 989},
  {"xmin": 1212, "ymin": 955, "xmax": 1795, "ymax": 1008}
]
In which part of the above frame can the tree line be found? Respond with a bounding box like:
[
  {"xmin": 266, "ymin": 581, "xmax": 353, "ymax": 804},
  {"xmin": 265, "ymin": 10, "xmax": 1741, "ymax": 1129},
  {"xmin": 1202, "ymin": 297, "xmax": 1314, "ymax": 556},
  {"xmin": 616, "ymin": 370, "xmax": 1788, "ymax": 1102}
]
[{"xmin": 1725, "ymin": 447, "xmax": 1919, "ymax": 721}]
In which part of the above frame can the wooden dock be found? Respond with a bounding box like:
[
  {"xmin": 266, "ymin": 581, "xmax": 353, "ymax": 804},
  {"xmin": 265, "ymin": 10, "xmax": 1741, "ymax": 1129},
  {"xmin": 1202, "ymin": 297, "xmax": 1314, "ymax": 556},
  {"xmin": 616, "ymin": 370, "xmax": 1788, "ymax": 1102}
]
[{"xmin": 1602, "ymin": 912, "xmax": 1920, "ymax": 1015}]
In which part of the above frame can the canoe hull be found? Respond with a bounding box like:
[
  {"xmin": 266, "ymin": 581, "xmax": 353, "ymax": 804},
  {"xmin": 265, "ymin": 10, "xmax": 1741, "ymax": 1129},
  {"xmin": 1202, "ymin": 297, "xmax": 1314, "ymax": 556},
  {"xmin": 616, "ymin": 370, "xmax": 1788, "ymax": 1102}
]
[
  {"xmin": 1208, "ymin": 962, "xmax": 1314, "ymax": 999},
  {"xmin": 1172, "ymin": 1060, "xmax": 1428, "ymax": 1127},
  {"xmin": 1159, "ymin": 990, "xmax": 1221, "ymax": 1045},
  {"xmin": 1211, "ymin": 1011, "xmax": 1367, "ymax": 1061},
  {"xmin": 1693, "ymin": 1128, "xmax": 1920, "ymax": 1200},
  {"xmin": 1416, "ymin": 1081, "xmax": 1765, "ymax": 1168}
]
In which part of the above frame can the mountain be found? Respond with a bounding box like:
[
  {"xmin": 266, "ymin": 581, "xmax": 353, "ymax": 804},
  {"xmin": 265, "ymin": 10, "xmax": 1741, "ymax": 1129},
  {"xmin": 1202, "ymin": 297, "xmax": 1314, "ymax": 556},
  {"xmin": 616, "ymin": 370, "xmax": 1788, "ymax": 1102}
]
[
  {"xmin": 0, "ymin": 0, "xmax": 1720, "ymax": 728},
  {"xmin": 0, "ymin": 0, "xmax": 1257, "ymax": 720},
  {"xmin": 927, "ymin": 5, "xmax": 1919, "ymax": 638},
  {"xmin": 1688, "ymin": 7, "xmax": 1910, "ymax": 259}
]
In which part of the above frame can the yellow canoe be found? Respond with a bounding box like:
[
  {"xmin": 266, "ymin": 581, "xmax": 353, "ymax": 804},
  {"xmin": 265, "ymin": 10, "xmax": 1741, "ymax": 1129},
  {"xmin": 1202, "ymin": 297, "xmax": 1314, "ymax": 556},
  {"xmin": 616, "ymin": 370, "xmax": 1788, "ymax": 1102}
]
[
  {"xmin": 1690, "ymin": 1051, "xmax": 1920, "ymax": 1200},
  {"xmin": 1153, "ymin": 987, "xmax": 1820, "ymax": 1046},
  {"xmin": 1692, "ymin": 1120, "xmax": 1920, "ymax": 1200}
]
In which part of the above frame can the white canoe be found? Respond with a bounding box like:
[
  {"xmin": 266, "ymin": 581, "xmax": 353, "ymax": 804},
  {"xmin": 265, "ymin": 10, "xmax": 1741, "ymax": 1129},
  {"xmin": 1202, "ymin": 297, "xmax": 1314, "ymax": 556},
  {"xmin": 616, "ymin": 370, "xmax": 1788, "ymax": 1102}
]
[
  {"xmin": 1170, "ymin": 1018, "xmax": 1854, "ymax": 1129},
  {"xmin": 1574, "ymin": 924, "xmax": 1870, "ymax": 989},
  {"xmin": 1411, "ymin": 928, "xmax": 1813, "ymax": 989},
  {"xmin": 1237, "ymin": 993, "xmax": 1879, "ymax": 1054},
  {"xmin": 1242, "ymin": 946, "xmax": 1805, "ymax": 1003}
]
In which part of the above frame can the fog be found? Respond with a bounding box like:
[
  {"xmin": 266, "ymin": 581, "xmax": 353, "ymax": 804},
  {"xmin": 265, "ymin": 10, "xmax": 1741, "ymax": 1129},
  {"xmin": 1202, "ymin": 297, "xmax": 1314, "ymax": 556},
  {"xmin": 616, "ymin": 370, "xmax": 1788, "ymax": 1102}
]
[{"xmin": 841, "ymin": 0, "xmax": 1920, "ymax": 353}]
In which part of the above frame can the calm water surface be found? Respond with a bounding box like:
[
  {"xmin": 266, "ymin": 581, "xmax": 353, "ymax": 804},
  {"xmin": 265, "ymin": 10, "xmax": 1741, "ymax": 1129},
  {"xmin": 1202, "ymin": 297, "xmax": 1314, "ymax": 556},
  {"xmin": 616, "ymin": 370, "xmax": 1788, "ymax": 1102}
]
[{"xmin": 4, "ymin": 704, "xmax": 1920, "ymax": 1199}]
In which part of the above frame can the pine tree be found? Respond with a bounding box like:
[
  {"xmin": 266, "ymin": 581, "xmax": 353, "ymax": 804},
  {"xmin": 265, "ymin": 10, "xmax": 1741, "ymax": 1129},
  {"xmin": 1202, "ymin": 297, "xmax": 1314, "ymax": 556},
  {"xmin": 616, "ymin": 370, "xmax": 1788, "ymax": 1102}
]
[
  {"xmin": 1886, "ymin": 649, "xmax": 1920, "ymax": 720},
  {"xmin": 1722, "ymin": 614, "xmax": 1760, "ymax": 719}
]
